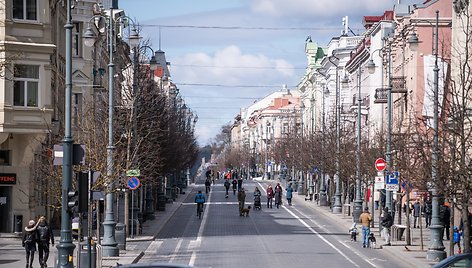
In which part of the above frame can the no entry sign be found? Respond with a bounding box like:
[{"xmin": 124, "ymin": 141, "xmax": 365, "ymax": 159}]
[{"xmin": 375, "ymin": 158, "xmax": 387, "ymax": 171}]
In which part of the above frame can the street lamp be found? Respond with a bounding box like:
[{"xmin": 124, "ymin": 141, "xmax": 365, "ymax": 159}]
[
  {"xmin": 328, "ymin": 59, "xmax": 343, "ymax": 213},
  {"xmin": 367, "ymin": 43, "xmax": 394, "ymax": 213},
  {"xmin": 408, "ymin": 10, "xmax": 446, "ymax": 261},
  {"xmin": 298, "ymin": 101, "xmax": 305, "ymax": 195},
  {"xmin": 353, "ymin": 66, "xmax": 363, "ymax": 223},
  {"xmin": 265, "ymin": 121, "xmax": 270, "ymax": 180},
  {"xmin": 56, "ymin": 1, "xmax": 75, "ymax": 267},
  {"xmin": 83, "ymin": 7, "xmax": 140, "ymax": 257}
]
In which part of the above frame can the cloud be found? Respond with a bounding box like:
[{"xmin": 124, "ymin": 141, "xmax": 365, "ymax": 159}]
[
  {"xmin": 173, "ymin": 45, "xmax": 295, "ymax": 86},
  {"xmin": 248, "ymin": 0, "xmax": 396, "ymax": 18},
  {"xmin": 172, "ymin": 45, "xmax": 297, "ymax": 145}
]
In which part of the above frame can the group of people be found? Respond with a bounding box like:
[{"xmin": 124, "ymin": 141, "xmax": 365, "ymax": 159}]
[
  {"xmin": 22, "ymin": 216, "xmax": 54, "ymax": 268},
  {"xmin": 266, "ymin": 182, "xmax": 293, "ymax": 208}
]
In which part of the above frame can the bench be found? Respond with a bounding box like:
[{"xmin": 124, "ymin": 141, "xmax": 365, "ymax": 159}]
[{"xmin": 391, "ymin": 224, "xmax": 407, "ymax": 241}]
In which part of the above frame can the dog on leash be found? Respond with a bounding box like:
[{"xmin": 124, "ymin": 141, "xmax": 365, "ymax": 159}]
[
  {"xmin": 240, "ymin": 206, "xmax": 252, "ymax": 217},
  {"xmin": 368, "ymin": 233, "xmax": 377, "ymax": 249}
]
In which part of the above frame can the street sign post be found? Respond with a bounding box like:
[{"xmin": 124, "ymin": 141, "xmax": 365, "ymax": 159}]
[
  {"xmin": 375, "ymin": 158, "xmax": 387, "ymax": 171},
  {"xmin": 374, "ymin": 173, "xmax": 385, "ymax": 190},
  {"xmin": 126, "ymin": 169, "xmax": 140, "ymax": 177},
  {"xmin": 127, "ymin": 177, "xmax": 140, "ymax": 190},
  {"xmin": 386, "ymin": 171, "xmax": 399, "ymax": 191}
]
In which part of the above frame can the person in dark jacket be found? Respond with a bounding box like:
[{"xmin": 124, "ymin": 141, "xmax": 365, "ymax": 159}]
[
  {"xmin": 381, "ymin": 207, "xmax": 394, "ymax": 246},
  {"xmin": 440, "ymin": 203, "xmax": 451, "ymax": 240},
  {"xmin": 36, "ymin": 216, "xmax": 54, "ymax": 268},
  {"xmin": 423, "ymin": 197, "xmax": 432, "ymax": 228},
  {"xmin": 412, "ymin": 199, "xmax": 421, "ymax": 228},
  {"xmin": 22, "ymin": 219, "xmax": 39, "ymax": 268}
]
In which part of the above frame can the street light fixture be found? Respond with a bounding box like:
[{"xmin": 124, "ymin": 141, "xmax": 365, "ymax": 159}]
[
  {"xmin": 83, "ymin": 7, "xmax": 140, "ymax": 257},
  {"xmin": 328, "ymin": 55, "xmax": 343, "ymax": 214},
  {"xmin": 57, "ymin": 1, "xmax": 75, "ymax": 267},
  {"xmin": 353, "ymin": 66, "xmax": 363, "ymax": 223},
  {"xmin": 298, "ymin": 101, "xmax": 305, "ymax": 195},
  {"xmin": 408, "ymin": 10, "xmax": 446, "ymax": 261}
]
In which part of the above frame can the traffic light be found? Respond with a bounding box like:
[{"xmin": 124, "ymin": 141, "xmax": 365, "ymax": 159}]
[
  {"xmin": 67, "ymin": 189, "xmax": 78, "ymax": 213},
  {"xmin": 77, "ymin": 172, "xmax": 89, "ymax": 213}
]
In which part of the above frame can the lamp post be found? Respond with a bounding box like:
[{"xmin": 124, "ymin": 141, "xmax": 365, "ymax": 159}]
[
  {"xmin": 328, "ymin": 56, "xmax": 343, "ymax": 213},
  {"xmin": 408, "ymin": 10, "xmax": 446, "ymax": 261},
  {"xmin": 298, "ymin": 101, "xmax": 305, "ymax": 194},
  {"xmin": 56, "ymin": 0, "xmax": 75, "ymax": 267},
  {"xmin": 265, "ymin": 121, "xmax": 270, "ymax": 180},
  {"xmin": 84, "ymin": 7, "xmax": 140, "ymax": 257},
  {"xmin": 368, "ymin": 43, "xmax": 393, "ymax": 213},
  {"xmin": 319, "ymin": 83, "xmax": 328, "ymax": 206},
  {"xmin": 353, "ymin": 66, "xmax": 363, "ymax": 223}
]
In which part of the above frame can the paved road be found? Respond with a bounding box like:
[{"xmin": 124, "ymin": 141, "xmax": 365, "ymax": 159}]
[{"xmin": 137, "ymin": 179, "xmax": 408, "ymax": 268}]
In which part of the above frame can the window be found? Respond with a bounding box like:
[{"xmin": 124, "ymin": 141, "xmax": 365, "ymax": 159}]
[
  {"xmin": 14, "ymin": 65, "xmax": 39, "ymax": 107},
  {"xmin": 73, "ymin": 22, "xmax": 81, "ymax": 57},
  {"xmin": 0, "ymin": 150, "xmax": 11, "ymax": 166},
  {"xmin": 13, "ymin": 0, "xmax": 37, "ymax": 20}
]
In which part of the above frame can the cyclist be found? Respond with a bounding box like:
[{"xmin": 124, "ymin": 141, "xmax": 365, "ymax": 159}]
[{"xmin": 195, "ymin": 190, "xmax": 206, "ymax": 217}]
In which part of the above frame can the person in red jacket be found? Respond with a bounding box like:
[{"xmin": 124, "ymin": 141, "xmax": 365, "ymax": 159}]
[{"xmin": 266, "ymin": 185, "xmax": 274, "ymax": 208}]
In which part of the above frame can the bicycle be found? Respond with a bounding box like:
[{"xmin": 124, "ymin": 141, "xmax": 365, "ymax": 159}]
[{"xmin": 197, "ymin": 203, "xmax": 204, "ymax": 219}]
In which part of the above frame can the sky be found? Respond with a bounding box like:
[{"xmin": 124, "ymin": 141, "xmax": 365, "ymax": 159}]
[{"xmin": 118, "ymin": 0, "xmax": 418, "ymax": 146}]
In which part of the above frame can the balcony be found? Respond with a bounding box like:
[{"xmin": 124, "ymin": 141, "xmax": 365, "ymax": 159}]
[
  {"xmin": 391, "ymin": 76, "xmax": 407, "ymax": 93},
  {"xmin": 374, "ymin": 88, "xmax": 388, "ymax": 104}
]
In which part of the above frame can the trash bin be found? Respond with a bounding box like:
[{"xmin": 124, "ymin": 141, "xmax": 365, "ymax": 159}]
[
  {"xmin": 115, "ymin": 223, "xmax": 126, "ymax": 250},
  {"xmin": 14, "ymin": 215, "xmax": 22, "ymax": 234},
  {"xmin": 79, "ymin": 239, "xmax": 96, "ymax": 268},
  {"xmin": 157, "ymin": 194, "xmax": 166, "ymax": 211}
]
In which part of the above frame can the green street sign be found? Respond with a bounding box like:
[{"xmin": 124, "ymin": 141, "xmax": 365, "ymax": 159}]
[{"xmin": 126, "ymin": 169, "xmax": 140, "ymax": 177}]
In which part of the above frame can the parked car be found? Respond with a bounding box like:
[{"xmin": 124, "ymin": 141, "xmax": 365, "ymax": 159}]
[
  {"xmin": 115, "ymin": 263, "xmax": 196, "ymax": 268},
  {"xmin": 431, "ymin": 253, "xmax": 472, "ymax": 268}
]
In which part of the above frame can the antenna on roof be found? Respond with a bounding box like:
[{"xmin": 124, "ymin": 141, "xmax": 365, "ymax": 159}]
[{"xmin": 342, "ymin": 16, "xmax": 348, "ymax": 36}]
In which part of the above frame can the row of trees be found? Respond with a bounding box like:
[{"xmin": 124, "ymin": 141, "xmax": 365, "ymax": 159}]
[{"xmin": 33, "ymin": 38, "xmax": 199, "ymax": 225}]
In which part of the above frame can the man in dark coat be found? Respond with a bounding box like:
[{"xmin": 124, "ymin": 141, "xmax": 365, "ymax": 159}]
[
  {"xmin": 37, "ymin": 216, "xmax": 54, "ymax": 268},
  {"xmin": 381, "ymin": 207, "xmax": 394, "ymax": 246}
]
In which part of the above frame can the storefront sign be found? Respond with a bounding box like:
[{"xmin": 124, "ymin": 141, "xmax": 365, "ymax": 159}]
[{"xmin": 0, "ymin": 173, "xmax": 16, "ymax": 185}]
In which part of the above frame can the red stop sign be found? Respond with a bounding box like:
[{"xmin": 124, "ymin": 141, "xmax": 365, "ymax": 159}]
[{"xmin": 375, "ymin": 158, "xmax": 387, "ymax": 171}]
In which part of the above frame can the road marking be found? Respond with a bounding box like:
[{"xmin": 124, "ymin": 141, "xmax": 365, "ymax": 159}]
[
  {"xmin": 169, "ymin": 238, "xmax": 183, "ymax": 263},
  {"xmin": 144, "ymin": 240, "xmax": 163, "ymax": 255},
  {"xmin": 256, "ymin": 181, "xmax": 376, "ymax": 268},
  {"xmin": 189, "ymin": 190, "xmax": 211, "ymax": 266},
  {"xmin": 282, "ymin": 206, "xmax": 361, "ymax": 268},
  {"xmin": 182, "ymin": 201, "xmax": 238, "ymax": 205}
]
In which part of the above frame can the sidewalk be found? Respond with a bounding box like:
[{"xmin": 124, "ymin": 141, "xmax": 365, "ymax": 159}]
[
  {"xmin": 101, "ymin": 185, "xmax": 193, "ymax": 268},
  {"xmin": 291, "ymin": 192, "xmax": 451, "ymax": 268}
]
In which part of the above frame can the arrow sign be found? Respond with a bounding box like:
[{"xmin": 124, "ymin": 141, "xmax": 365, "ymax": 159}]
[
  {"xmin": 375, "ymin": 158, "xmax": 387, "ymax": 171},
  {"xmin": 127, "ymin": 177, "xmax": 140, "ymax": 190}
]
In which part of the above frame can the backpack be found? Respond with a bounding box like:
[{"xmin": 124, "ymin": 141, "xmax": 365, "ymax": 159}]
[{"xmin": 37, "ymin": 225, "xmax": 50, "ymax": 242}]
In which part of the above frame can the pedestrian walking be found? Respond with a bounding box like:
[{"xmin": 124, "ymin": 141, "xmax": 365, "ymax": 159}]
[
  {"xmin": 22, "ymin": 219, "xmax": 39, "ymax": 268},
  {"xmin": 274, "ymin": 183, "xmax": 283, "ymax": 209},
  {"xmin": 232, "ymin": 178, "xmax": 237, "ymax": 195},
  {"xmin": 380, "ymin": 207, "xmax": 393, "ymax": 246},
  {"xmin": 253, "ymin": 187, "xmax": 262, "ymax": 209},
  {"xmin": 285, "ymin": 183, "xmax": 293, "ymax": 206},
  {"xmin": 359, "ymin": 207, "xmax": 372, "ymax": 248},
  {"xmin": 36, "ymin": 216, "xmax": 54, "ymax": 268},
  {"xmin": 266, "ymin": 185, "xmax": 274, "ymax": 208},
  {"xmin": 453, "ymin": 226, "xmax": 462, "ymax": 254},
  {"xmin": 238, "ymin": 188, "xmax": 246, "ymax": 216},
  {"xmin": 224, "ymin": 179, "xmax": 230, "ymax": 198},
  {"xmin": 423, "ymin": 197, "xmax": 432, "ymax": 228},
  {"xmin": 237, "ymin": 177, "xmax": 243, "ymax": 192},
  {"xmin": 440, "ymin": 202, "xmax": 451, "ymax": 240},
  {"xmin": 412, "ymin": 199, "xmax": 421, "ymax": 228}
]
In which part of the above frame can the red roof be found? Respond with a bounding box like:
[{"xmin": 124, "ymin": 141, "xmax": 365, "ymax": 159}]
[{"xmin": 363, "ymin": 10, "xmax": 394, "ymax": 29}]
